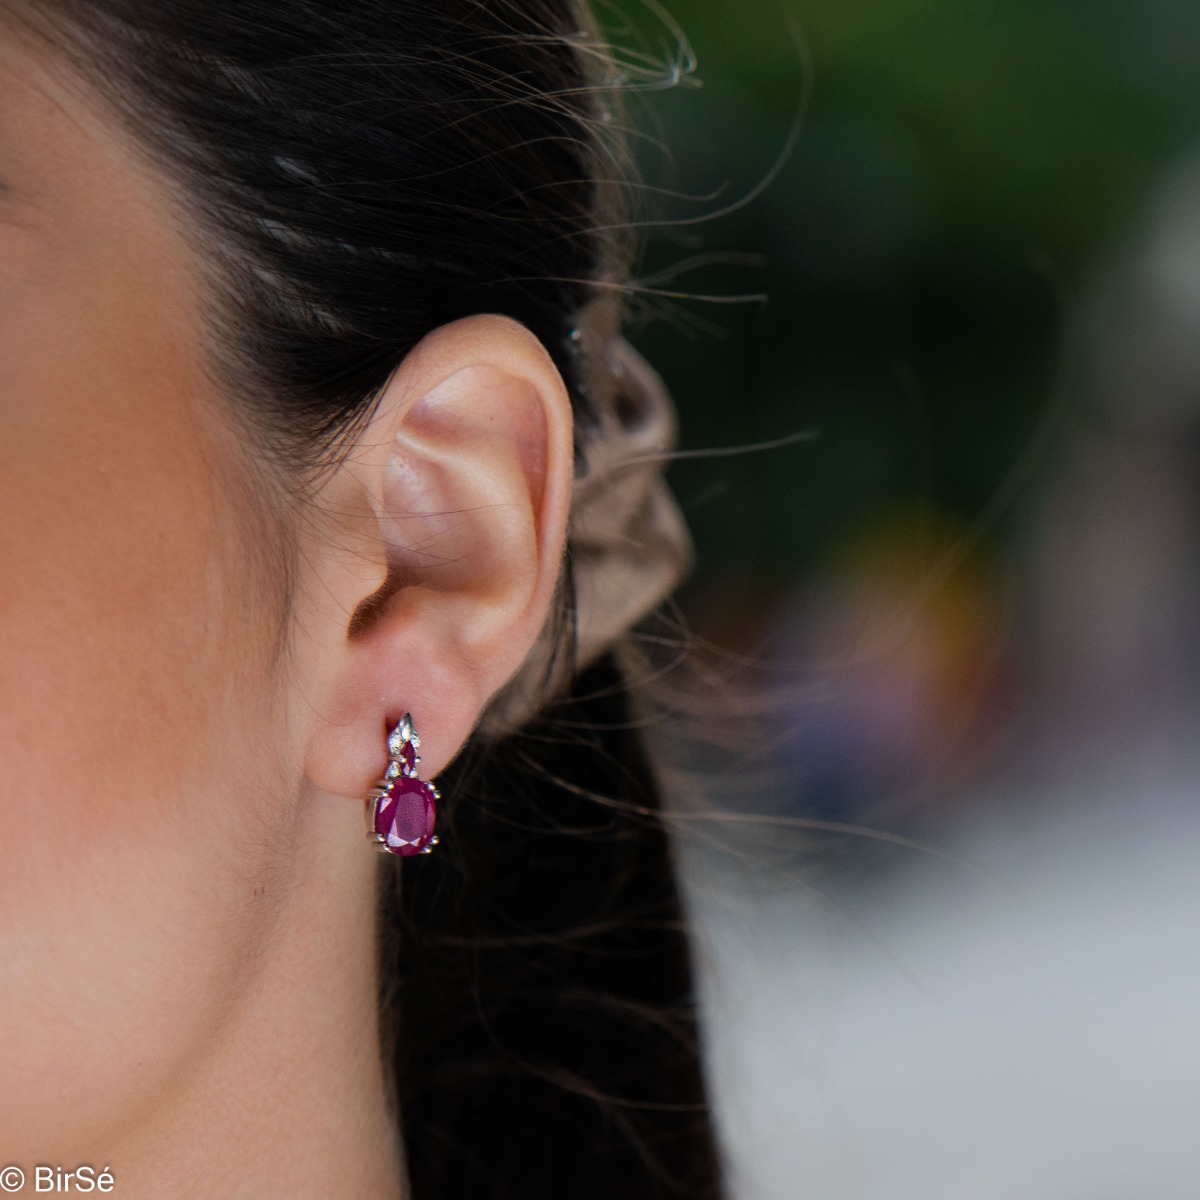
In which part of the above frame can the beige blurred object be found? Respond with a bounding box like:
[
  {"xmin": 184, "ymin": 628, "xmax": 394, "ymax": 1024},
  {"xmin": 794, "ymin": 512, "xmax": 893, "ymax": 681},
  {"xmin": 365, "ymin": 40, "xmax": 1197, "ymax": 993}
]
[
  {"xmin": 479, "ymin": 297, "xmax": 693, "ymax": 736},
  {"xmin": 570, "ymin": 334, "xmax": 694, "ymax": 664}
]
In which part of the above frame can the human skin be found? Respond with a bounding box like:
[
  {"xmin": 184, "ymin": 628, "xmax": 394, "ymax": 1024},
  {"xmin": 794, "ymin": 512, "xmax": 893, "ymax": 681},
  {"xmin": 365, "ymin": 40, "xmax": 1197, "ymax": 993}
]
[{"xmin": 0, "ymin": 26, "xmax": 573, "ymax": 1199}]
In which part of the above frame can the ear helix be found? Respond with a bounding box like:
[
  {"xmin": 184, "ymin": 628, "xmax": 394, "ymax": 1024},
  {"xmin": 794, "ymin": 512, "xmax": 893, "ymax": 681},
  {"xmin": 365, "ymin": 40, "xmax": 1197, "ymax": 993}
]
[{"xmin": 364, "ymin": 713, "xmax": 440, "ymax": 856}]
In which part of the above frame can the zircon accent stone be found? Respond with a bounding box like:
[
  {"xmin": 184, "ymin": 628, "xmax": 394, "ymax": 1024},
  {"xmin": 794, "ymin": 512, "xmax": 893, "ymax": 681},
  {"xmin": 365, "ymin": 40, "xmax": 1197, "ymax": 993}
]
[
  {"xmin": 372, "ymin": 776, "xmax": 438, "ymax": 857},
  {"xmin": 387, "ymin": 714, "xmax": 414, "ymax": 759}
]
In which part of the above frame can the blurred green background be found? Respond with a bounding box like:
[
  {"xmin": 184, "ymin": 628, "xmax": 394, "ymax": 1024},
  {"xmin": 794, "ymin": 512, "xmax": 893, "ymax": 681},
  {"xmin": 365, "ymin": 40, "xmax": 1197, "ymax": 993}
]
[
  {"xmin": 606, "ymin": 12, "xmax": 1200, "ymax": 1191},
  {"xmin": 608, "ymin": 0, "xmax": 1200, "ymax": 635}
]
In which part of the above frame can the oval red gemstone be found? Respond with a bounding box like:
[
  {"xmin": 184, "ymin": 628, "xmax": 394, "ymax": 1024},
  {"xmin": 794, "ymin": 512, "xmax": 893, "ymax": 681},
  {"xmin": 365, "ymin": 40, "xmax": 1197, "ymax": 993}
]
[{"xmin": 373, "ymin": 776, "xmax": 437, "ymax": 856}]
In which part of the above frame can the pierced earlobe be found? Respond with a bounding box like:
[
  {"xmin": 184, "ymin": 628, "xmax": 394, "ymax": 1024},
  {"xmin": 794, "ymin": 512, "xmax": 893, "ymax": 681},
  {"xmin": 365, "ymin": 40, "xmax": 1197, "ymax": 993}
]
[{"xmin": 364, "ymin": 713, "xmax": 441, "ymax": 857}]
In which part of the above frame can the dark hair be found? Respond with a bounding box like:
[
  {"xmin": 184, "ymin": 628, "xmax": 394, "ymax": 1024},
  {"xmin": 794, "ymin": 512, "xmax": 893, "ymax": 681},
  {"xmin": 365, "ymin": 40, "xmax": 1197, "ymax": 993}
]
[{"xmin": 7, "ymin": 2, "xmax": 724, "ymax": 1196}]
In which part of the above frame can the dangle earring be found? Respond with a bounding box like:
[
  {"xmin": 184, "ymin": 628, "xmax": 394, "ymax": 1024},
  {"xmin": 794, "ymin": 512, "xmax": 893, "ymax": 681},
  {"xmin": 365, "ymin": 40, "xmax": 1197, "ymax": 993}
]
[{"xmin": 365, "ymin": 713, "xmax": 440, "ymax": 857}]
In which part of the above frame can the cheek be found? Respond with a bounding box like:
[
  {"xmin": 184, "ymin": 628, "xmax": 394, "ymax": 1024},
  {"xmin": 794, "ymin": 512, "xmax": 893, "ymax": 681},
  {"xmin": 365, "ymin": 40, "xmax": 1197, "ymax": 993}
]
[
  {"xmin": 0, "ymin": 247, "xmax": 294, "ymax": 1148},
  {"xmin": 0, "ymin": 248, "xmax": 263, "ymax": 845}
]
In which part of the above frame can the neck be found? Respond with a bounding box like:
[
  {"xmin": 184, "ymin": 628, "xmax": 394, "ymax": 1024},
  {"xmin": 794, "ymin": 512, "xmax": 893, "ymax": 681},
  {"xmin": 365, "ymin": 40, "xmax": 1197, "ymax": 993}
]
[{"xmin": 98, "ymin": 795, "xmax": 404, "ymax": 1200}]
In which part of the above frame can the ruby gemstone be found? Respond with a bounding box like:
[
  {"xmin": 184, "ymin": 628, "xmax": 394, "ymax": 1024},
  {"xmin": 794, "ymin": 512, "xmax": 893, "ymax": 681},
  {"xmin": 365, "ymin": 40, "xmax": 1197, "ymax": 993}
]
[
  {"xmin": 373, "ymin": 776, "xmax": 437, "ymax": 856},
  {"xmin": 396, "ymin": 741, "xmax": 417, "ymax": 775}
]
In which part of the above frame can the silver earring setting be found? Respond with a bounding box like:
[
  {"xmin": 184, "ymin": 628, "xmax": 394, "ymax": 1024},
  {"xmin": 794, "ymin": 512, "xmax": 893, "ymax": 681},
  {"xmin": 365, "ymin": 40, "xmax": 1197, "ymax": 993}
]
[{"xmin": 365, "ymin": 713, "xmax": 440, "ymax": 856}]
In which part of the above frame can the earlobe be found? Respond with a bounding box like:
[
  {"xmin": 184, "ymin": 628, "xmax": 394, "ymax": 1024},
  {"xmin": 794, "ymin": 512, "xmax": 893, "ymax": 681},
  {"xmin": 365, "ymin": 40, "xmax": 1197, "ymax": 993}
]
[{"xmin": 299, "ymin": 315, "xmax": 574, "ymax": 803}]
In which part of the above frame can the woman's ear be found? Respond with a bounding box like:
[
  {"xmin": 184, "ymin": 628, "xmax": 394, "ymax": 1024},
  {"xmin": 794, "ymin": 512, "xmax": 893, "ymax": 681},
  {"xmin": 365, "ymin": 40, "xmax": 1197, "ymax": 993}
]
[{"xmin": 295, "ymin": 314, "xmax": 574, "ymax": 798}]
